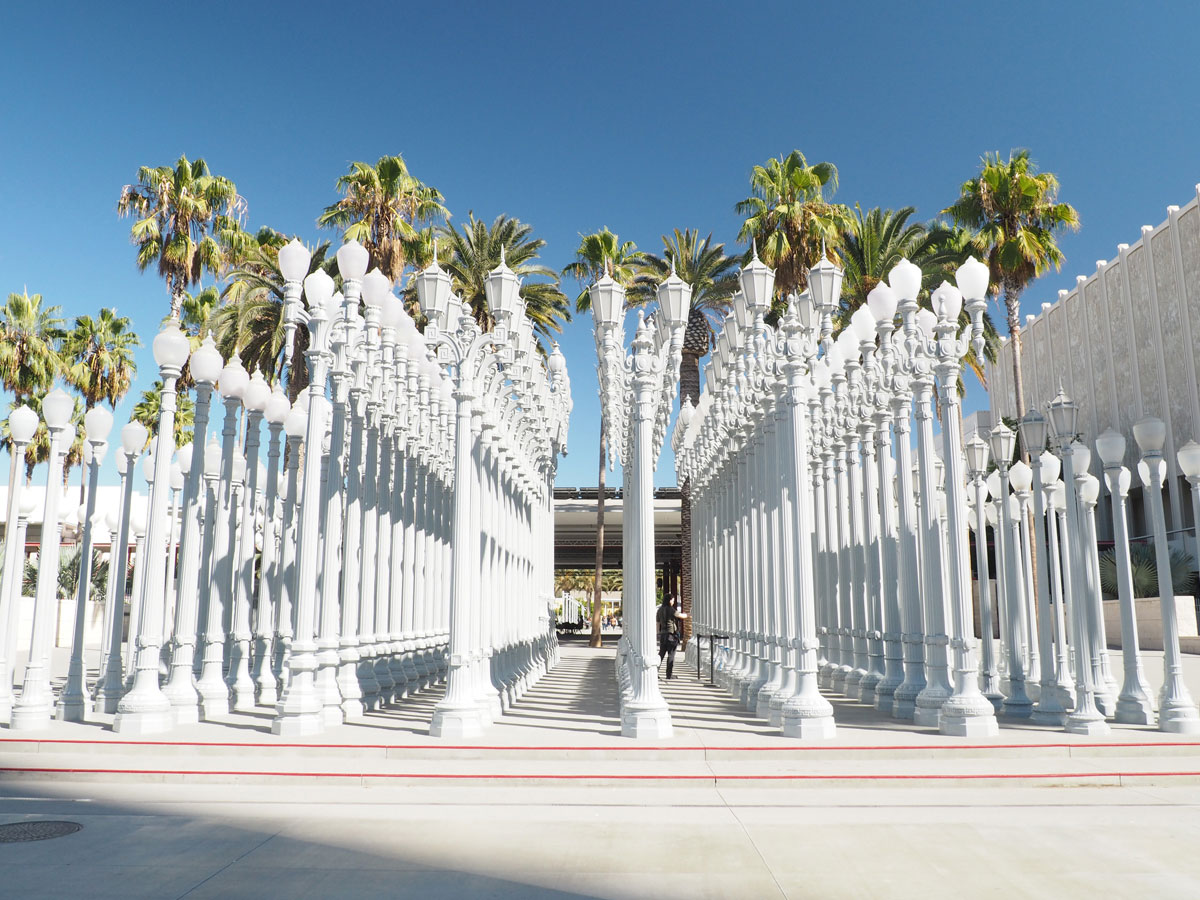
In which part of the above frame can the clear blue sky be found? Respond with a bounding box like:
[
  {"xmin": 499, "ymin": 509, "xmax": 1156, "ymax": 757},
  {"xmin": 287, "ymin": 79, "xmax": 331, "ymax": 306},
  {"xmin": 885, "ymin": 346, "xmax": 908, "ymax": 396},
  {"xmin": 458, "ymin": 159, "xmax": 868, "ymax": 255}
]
[{"xmin": 3, "ymin": 1, "xmax": 1199, "ymax": 491}]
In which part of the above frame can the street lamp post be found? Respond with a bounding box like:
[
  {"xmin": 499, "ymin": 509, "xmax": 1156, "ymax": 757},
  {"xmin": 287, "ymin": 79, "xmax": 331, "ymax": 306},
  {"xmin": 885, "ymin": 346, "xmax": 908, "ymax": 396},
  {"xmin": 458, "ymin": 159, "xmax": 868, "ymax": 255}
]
[
  {"xmin": 113, "ymin": 318, "xmax": 192, "ymax": 735},
  {"xmin": 57, "ymin": 405, "xmax": 114, "ymax": 721},
  {"xmin": 1134, "ymin": 416, "xmax": 1200, "ymax": 733},
  {"xmin": 1049, "ymin": 389, "xmax": 1110, "ymax": 735},
  {"xmin": 0, "ymin": 404, "xmax": 39, "ymax": 721},
  {"xmin": 10, "ymin": 386, "xmax": 77, "ymax": 731}
]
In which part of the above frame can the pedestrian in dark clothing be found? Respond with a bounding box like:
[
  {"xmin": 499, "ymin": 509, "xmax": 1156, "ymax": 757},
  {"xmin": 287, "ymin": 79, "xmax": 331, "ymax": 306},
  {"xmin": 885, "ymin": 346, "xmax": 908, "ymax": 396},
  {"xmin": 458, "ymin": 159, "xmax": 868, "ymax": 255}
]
[{"xmin": 656, "ymin": 596, "xmax": 687, "ymax": 679}]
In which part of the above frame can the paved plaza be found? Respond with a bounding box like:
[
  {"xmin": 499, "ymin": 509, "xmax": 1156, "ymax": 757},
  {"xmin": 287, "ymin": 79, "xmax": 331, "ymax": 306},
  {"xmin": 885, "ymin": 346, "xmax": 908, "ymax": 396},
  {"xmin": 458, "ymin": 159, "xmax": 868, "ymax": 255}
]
[{"xmin": 4, "ymin": 639, "xmax": 1200, "ymax": 898}]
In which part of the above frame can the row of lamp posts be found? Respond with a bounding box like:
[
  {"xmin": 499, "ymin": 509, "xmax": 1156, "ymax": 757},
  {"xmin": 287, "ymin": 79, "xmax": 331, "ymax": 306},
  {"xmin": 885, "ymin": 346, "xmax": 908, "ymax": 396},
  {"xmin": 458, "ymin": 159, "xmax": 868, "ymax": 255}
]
[
  {"xmin": 591, "ymin": 261, "xmax": 691, "ymax": 738},
  {"xmin": 0, "ymin": 239, "xmax": 571, "ymax": 739}
]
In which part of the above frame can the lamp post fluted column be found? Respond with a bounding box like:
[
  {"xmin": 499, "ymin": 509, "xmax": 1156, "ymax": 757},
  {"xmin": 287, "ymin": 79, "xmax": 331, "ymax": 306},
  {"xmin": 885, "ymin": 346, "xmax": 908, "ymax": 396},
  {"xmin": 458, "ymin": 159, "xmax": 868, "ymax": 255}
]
[{"xmin": 113, "ymin": 319, "xmax": 192, "ymax": 735}]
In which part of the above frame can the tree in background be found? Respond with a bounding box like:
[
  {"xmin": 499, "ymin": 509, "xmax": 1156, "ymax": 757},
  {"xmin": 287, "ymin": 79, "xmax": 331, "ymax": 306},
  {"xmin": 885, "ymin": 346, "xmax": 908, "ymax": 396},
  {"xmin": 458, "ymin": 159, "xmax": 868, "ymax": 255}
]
[
  {"xmin": 319, "ymin": 154, "xmax": 448, "ymax": 284},
  {"xmin": 562, "ymin": 228, "xmax": 643, "ymax": 647},
  {"xmin": 943, "ymin": 149, "xmax": 1079, "ymax": 429},
  {"xmin": 736, "ymin": 150, "xmax": 852, "ymax": 303},
  {"xmin": 219, "ymin": 227, "xmax": 335, "ymax": 400},
  {"xmin": 118, "ymin": 155, "xmax": 245, "ymax": 319},
  {"xmin": 631, "ymin": 230, "xmax": 740, "ymax": 643},
  {"xmin": 0, "ymin": 290, "xmax": 64, "ymax": 401},
  {"xmin": 436, "ymin": 213, "xmax": 571, "ymax": 354},
  {"xmin": 61, "ymin": 308, "xmax": 139, "ymax": 412},
  {"xmin": 132, "ymin": 381, "xmax": 195, "ymax": 449}
]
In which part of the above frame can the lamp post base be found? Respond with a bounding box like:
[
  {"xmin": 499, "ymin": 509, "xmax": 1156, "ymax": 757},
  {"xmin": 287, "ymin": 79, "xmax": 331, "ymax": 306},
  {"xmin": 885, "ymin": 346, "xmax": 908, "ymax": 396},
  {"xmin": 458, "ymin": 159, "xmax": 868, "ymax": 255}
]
[
  {"xmin": 621, "ymin": 703, "xmax": 673, "ymax": 739},
  {"xmin": 1064, "ymin": 713, "xmax": 1111, "ymax": 736},
  {"xmin": 1114, "ymin": 695, "xmax": 1156, "ymax": 726},
  {"xmin": 55, "ymin": 696, "xmax": 90, "ymax": 723},
  {"xmin": 1157, "ymin": 703, "xmax": 1200, "ymax": 734},
  {"xmin": 939, "ymin": 699, "xmax": 1000, "ymax": 737},
  {"xmin": 429, "ymin": 704, "xmax": 487, "ymax": 739},
  {"xmin": 112, "ymin": 698, "xmax": 174, "ymax": 736}
]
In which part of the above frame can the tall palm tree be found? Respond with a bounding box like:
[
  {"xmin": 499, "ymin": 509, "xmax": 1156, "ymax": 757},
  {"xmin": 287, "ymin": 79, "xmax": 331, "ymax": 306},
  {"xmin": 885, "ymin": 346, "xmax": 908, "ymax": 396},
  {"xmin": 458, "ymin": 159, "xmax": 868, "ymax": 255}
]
[
  {"xmin": 629, "ymin": 229, "xmax": 740, "ymax": 405},
  {"xmin": 631, "ymin": 230, "xmax": 739, "ymax": 645},
  {"xmin": 735, "ymin": 150, "xmax": 853, "ymax": 299},
  {"xmin": 318, "ymin": 154, "xmax": 448, "ymax": 284},
  {"xmin": 435, "ymin": 213, "xmax": 571, "ymax": 354},
  {"xmin": 562, "ymin": 228, "xmax": 643, "ymax": 648},
  {"xmin": 0, "ymin": 290, "xmax": 64, "ymax": 401},
  {"xmin": 61, "ymin": 308, "xmax": 140, "ymax": 413},
  {"xmin": 943, "ymin": 149, "xmax": 1079, "ymax": 423},
  {"xmin": 561, "ymin": 228, "xmax": 643, "ymax": 314},
  {"xmin": 132, "ymin": 381, "xmax": 195, "ymax": 450},
  {"xmin": 219, "ymin": 228, "xmax": 333, "ymax": 400},
  {"xmin": 117, "ymin": 155, "xmax": 245, "ymax": 318}
]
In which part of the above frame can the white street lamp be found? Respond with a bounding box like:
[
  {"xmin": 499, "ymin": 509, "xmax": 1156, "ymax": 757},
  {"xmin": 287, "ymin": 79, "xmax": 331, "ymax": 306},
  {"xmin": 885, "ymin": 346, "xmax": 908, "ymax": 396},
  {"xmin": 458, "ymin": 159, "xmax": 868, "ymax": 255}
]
[
  {"xmin": 57, "ymin": 405, "xmax": 113, "ymax": 721},
  {"xmin": 1135, "ymin": 416, "xmax": 1200, "ymax": 733},
  {"xmin": 10, "ymin": 387, "xmax": 76, "ymax": 730},
  {"xmin": 0, "ymin": 404, "xmax": 40, "ymax": 720}
]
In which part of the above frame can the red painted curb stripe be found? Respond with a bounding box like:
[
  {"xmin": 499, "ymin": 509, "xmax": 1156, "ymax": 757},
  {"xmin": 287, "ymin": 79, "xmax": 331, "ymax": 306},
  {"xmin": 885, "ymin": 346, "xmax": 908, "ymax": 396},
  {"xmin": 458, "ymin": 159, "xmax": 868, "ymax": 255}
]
[
  {"xmin": 1, "ymin": 766, "xmax": 1198, "ymax": 781},
  {"xmin": 2, "ymin": 738, "xmax": 1198, "ymax": 752}
]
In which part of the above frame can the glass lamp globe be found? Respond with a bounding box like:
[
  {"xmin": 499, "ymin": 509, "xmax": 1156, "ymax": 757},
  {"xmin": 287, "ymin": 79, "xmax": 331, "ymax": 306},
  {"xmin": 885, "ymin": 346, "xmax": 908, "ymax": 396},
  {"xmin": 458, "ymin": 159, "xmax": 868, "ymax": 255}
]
[
  {"xmin": 190, "ymin": 333, "xmax": 223, "ymax": 385},
  {"xmin": 121, "ymin": 421, "xmax": 148, "ymax": 456},
  {"xmin": 963, "ymin": 434, "xmax": 990, "ymax": 478},
  {"xmin": 169, "ymin": 463, "xmax": 185, "ymax": 492},
  {"xmin": 955, "ymin": 256, "xmax": 990, "ymax": 301},
  {"xmin": 808, "ymin": 256, "xmax": 845, "ymax": 316},
  {"xmin": 989, "ymin": 422, "xmax": 1017, "ymax": 466},
  {"xmin": 1137, "ymin": 458, "xmax": 1152, "ymax": 487},
  {"xmin": 931, "ymin": 281, "xmax": 963, "ymax": 322},
  {"xmin": 242, "ymin": 371, "xmax": 271, "ymax": 413},
  {"xmin": 303, "ymin": 268, "xmax": 336, "ymax": 312},
  {"xmin": 1009, "ymin": 460, "xmax": 1033, "ymax": 492},
  {"xmin": 484, "ymin": 248, "xmax": 522, "ymax": 321},
  {"xmin": 105, "ymin": 507, "xmax": 119, "ymax": 533},
  {"xmin": 1095, "ymin": 428, "xmax": 1127, "ymax": 468},
  {"xmin": 739, "ymin": 245, "xmax": 775, "ymax": 318},
  {"xmin": 129, "ymin": 501, "xmax": 148, "ymax": 537},
  {"xmin": 915, "ymin": 309, "xmax": 937, "ymax": 340},
  {"xmin": 1171, "ymin": 441, "xmax": 1200, "ymax": 482},
  {"xmin": 1080, "ymin": 474, "xmax": 1101, "ymax": 504},
  {"xmin": 115, "ymin": 451, "xmax": 127, "ymax": 476},
  {"xmin": 142, "ymin": 453, "xmax": 156, "ymax": 483},
  {"xmin": 84, "ymin": 405, "xmax": 114, "ymax": 444},
  {"xmin": 153, "ymin": 320, "xmax": 191, "ymax": 369},
  {"xmin": 42, "ymin": 387, "xmax": 74, "ymax": 429},
  {"xmin": 8, "ymin": 404, "xmax": 38, "ymax": 444},
  {"xmin": 231, "ymin": 454, "xmax": 246, "ymax": 484},
  {"xmin": 1133, "ymin": 416, "xmax": 1167, "ymax": 454},
  {"xmin": 1040, "ymin": 450, "xmax": 1061, "ymax": 483},
  {"xmin": 986, "ymin": 470, "xmax": 1002, "ymax": 500},
  {"xmin": 203, "ymin": 437, "xmax": 222, "ymax": 478},
  {"xmin": 219, "ymin": 353, "xmax": 250, "ymax": 400},
  {"xmin": 887, "ymin": 258, "xmax": 922, "ymax": 302},
  {"xmin": 1019, "ymin": 408, "xmax": 1049, "ymax": 455},
  {"xmin": 264, "ymin": 384, "xmax": 291, "ymax": 426},
  {"xmin": 176, "ymin": 442, "xmax": 193, "ymax": 475},
  {"xmin": 19, "ymin": 492, "xmax": 37, "ymax": 518},
  {"xmin": 1047, "ymin": 388, "xmax": 1079, "ymax": 442},
  {"xmin": 361, "ymin": 268, "xmax": 392, "ymax": 309},
  {"xmin": 656, "ymin": 264, "xmax": 692, "ymax": 331},
  {"xmin": 850, "ymin": 305, "xmax": 876, "ymax": 343},
  {"xmin": 866, "ymin": 283, "xmax": 898, "ymax": 325},
  {"xmin": 278, "ymin": 239, "xmax": 312, "ymax": 283},
  {"xmin": 284, "ymin": 406, "xmax": 307, "ymax": 440},
  {"xmin": 1178, "ymin": 440, "xmax": 1200, "ymax": 478},
  {"xmin": 1070, "ymin": 441, "xmax": 1091, "ymax": 473},
  {"xmin": 336, "ymin": 239, "xmax": 370, "ymax": 281}
]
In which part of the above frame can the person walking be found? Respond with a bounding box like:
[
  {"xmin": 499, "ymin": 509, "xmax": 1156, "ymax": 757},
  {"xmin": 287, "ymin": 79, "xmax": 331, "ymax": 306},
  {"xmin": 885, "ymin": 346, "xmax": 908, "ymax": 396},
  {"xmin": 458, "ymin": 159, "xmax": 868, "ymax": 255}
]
[{"xmin": 657, "ymin": 596, "xmax": 687, "ymax": 679}]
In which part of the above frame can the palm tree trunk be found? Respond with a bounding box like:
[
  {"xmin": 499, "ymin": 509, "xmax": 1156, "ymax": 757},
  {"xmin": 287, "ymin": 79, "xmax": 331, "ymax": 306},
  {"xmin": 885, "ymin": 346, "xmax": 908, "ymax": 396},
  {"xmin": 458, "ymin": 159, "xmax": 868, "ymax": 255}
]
[
  {"xmin": 590, "ymin": 423, "xmax": 606, "ymax": 648},
  {"xmin": 1005, "ymin": 286, "xmax": 1028, "ymax": 455},
  {"xmin": 678, "ymin": 349, "xmax": 702, "ymax": 646}
]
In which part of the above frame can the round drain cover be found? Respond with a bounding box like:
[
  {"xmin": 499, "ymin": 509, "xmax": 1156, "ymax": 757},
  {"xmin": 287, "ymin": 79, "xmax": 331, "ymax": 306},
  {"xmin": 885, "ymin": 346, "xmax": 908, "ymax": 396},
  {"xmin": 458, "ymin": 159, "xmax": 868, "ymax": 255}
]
[{"xmin": 0, "ymin": 821, "xmax": 83, "ymax": 843}]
